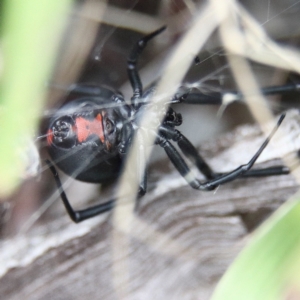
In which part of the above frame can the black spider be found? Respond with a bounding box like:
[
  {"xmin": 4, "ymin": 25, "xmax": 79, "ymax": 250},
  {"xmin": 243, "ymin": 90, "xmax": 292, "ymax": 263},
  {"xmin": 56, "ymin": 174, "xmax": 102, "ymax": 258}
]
[{"xmin": 46, "ymin": 26, "xmax": 289, "ymax": 223}]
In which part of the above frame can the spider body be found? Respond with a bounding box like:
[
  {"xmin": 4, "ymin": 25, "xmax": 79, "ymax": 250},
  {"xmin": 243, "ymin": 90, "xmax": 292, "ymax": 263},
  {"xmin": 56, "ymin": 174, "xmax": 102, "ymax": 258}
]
[
  {"xmin": 46, "ymin": 26, "xmax": 289, "ymax": 223},
  {"xmin": 47, "ymin": 83, "xmax": 185, "ymax": 183}
]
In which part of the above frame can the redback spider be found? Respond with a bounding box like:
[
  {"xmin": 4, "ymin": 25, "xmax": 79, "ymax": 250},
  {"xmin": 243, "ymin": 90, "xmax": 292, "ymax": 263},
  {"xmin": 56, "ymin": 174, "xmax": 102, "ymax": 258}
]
[{"xmin": 46, "ymin": 26, "xmax": 290, "ymax": 223}]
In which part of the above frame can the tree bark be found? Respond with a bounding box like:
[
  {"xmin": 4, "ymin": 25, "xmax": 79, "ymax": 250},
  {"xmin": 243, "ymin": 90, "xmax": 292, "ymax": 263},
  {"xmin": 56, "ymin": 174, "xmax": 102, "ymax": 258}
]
[{"xmin": 0, "ymin": 110, "xmax": 299, "ymax": 300}]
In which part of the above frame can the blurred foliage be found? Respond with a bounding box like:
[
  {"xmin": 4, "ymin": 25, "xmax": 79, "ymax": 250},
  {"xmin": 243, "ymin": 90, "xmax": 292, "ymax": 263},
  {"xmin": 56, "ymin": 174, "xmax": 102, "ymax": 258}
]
[
  {"xmin": 212, "ymin": 197, "xmax": 300, "ymax": 300},
  {"xmin": 0, "ymin": 0, "xmax": 73, "ymax": 197}
]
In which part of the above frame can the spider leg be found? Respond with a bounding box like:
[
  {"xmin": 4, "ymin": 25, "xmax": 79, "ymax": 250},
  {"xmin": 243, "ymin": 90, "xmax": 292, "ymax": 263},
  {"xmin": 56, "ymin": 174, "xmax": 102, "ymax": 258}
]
[
  {"xmin": 159, "ymin": 126, "xmax": 214, "ymax": 179},
  {"xmin": 47, "ymin": 160, "xmax": 148, "ymax": 223},
  {"xmin": 158, "ymin": 114, "xmax": 287, "ymax": 191},
  {"xmin": 225, "ymin": 165, "xmax": 289, "ymax": 177},
  {"xmin": 136, "ymin": 131, "xmax": 148, "ymax": 196},
  {"xmin": 160, "ymin": 126, "xmax": 289, "ymax": 179},
  {"xmin": 172, "ymin": 83, "xmax": 300, "ymax": 105},
  {"xmin": 47, "ymin": 160, "xmax": 115, "ymax": 223},
  {"xmin": 127, "ymin": 26, "xmax": 166, "ymax": 109},
  {"xmin": 46, "ymin": 130, "xmax": 149, "ymax": 222}
]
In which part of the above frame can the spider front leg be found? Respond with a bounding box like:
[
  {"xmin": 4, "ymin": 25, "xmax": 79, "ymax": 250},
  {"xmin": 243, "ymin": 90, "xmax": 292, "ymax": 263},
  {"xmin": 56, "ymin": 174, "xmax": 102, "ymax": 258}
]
[
  {"xmin": 172, "ymin": 83, "xmax": 300, "ymax": 106},
  {"xmin": 158, "ymin": 114, "xmax": 287, "ymax": 191},
  {"xmin": 127, "ymin": 26, "xmax": 166, "ymax": 109}
]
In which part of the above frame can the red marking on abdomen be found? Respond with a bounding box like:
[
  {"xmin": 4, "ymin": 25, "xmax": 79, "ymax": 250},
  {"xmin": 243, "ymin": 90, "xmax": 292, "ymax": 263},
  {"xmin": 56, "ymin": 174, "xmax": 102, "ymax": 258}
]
[
  {"xmin": 47, "ymin": 129, "xmax": 53, "ymax": 145},
  {"xmin": 75, "ymin": 113, "xmax": 104, "ymax": 143}
]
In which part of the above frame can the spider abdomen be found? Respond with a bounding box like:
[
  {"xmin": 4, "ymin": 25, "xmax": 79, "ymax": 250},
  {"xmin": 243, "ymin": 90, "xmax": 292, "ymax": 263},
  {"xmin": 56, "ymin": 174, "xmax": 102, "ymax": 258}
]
[{"xmin": 47, "ymin": 87, "xmax": 131, "ymax": 183}]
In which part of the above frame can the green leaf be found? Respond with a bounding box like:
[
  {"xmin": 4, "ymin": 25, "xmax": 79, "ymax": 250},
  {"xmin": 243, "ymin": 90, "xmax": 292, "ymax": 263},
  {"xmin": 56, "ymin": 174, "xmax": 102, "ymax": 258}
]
[
  {"xmin": 212, "ymin": 198, "xmax": 300, "ymax": 300},
  {"xmin": 0, "ymin": 0, "xmax": 73, "ymax": 197}
]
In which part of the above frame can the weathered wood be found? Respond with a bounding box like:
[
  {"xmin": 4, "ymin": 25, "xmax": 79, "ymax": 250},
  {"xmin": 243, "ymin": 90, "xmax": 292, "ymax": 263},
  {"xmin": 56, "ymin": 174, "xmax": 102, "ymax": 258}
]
[{"xmin": 0, "ymin": 110, "xmax": 299, "ymax": 300}]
